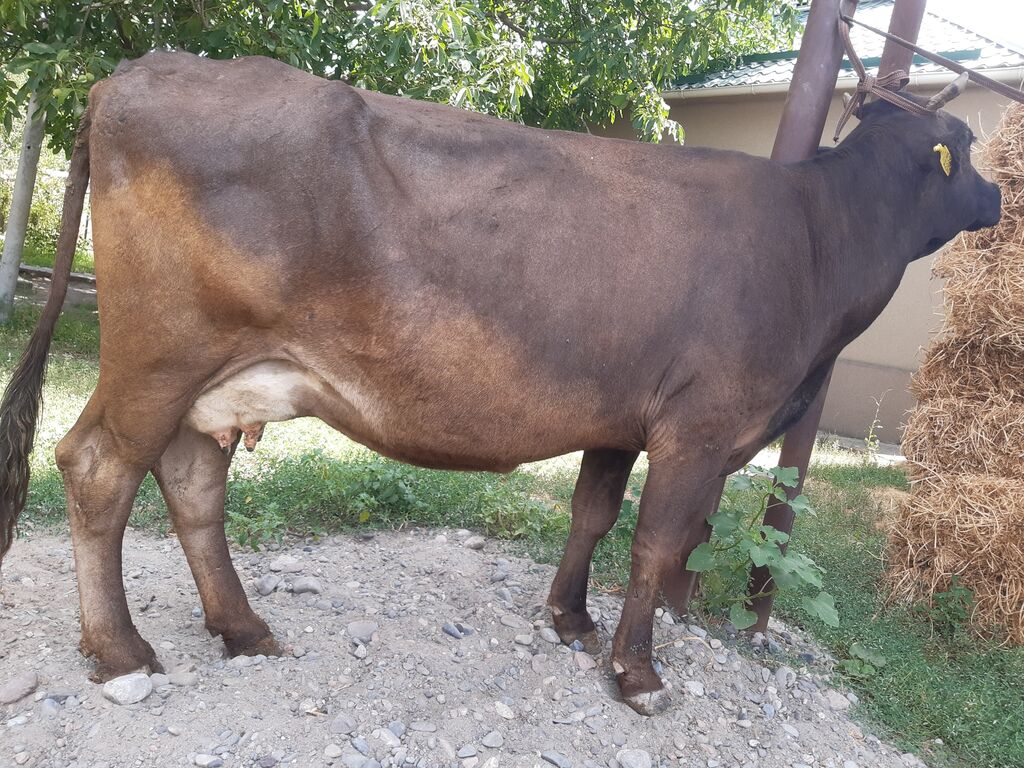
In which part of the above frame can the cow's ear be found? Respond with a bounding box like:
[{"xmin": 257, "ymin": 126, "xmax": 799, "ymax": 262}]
[{"xmin": 932, "ymin": 143, "xmax": 954, "ymax": 176}]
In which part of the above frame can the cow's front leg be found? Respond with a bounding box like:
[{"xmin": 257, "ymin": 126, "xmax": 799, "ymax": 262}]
[
  {"xmin": 153, "ymin": 424, "xmax": 281, "ymax": 657},
  {"xmin": 57, "ymin": 408, "xmax": 164, "ymax": 681},
  {"xmin": 612, "ymin": 456, "xmax": 724, "ymax": 715},
  {"xmin": 548, "ymin": 449, "xmax": 638, "ymax": 655}
]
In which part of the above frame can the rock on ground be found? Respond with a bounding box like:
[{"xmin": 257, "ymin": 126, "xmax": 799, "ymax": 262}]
[
  {"xmin": 102, "ymin": 672, "xmax": 153, "ymax": 706},
  {"xmin": 0, "ymin": 671, "xmax": 38, "ymax": 705},
  {"xmin": 0, "ymin": 530, "xmax": 924, "ymax": 767}
]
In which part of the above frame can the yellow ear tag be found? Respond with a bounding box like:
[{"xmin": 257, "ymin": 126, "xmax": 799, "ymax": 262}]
[{"xmin": 933, "ymin": 143, "xmax": 952, "ymax": 176}]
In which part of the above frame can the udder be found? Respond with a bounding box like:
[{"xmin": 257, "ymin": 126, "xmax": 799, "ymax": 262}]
[{"xmin": 185, "ymin": 361, "xmax": 320, "ymax": 450}]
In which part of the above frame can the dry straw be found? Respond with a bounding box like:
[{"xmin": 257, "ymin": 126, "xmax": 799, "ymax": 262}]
[{"xmin": 887, "ymin": 102, "xmax": 1024, "ymax": 642}]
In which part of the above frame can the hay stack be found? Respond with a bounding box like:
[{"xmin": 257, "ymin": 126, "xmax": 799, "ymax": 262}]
[{"xmin": 888, "ymin": 102, "xmax": 1024, "ymax": 642}]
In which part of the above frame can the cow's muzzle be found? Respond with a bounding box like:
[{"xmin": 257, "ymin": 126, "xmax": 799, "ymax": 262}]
[{"xmin": 968, "ymin": 180, "xmax": 1001, "ymax": 231}]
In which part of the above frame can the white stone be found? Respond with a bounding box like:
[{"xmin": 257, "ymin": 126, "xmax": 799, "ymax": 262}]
[
  {"xmin": 616, "ymin": 749, "xmax": 652, "ymax": 768},
  {"xmin": 347, "ymin": 620, "xmax": 379, "ymax": 644},
  {"xmin": 268, "ymin": 555, "xmax": 303, "ymax": 573},
  {"xmin": 101, "ymin": 673, "xmax": 153, "ymax": 706},
  {"xmin": 826, "ymin": 689, "xmax": 852, "ymax": 711},
  {"xmin": 574, "ymin": 652, "xmax": 597, "ymax": 671},
  {"xmin": 684, "ymin": 680, "xmax": 705, "ymax": 697}
]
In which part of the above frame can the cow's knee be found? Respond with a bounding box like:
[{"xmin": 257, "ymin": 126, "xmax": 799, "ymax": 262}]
[{"xmin": 55, "ymin": 424, "xmax": 94, "ymax": 483}]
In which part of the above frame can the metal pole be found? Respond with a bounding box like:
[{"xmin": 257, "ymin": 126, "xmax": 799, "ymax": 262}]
[
  {"xmin": 663, "ymin": 0, "xmax": 858, "ymax": 618},
  {"xmin": 879, "ymin": 0, "xmax": 927, "ymax": 77},
  {"xmin": 747, "ymin": 0, "xmax": 927, "ymax": 631},
  {"xmin": 770, "ymin": 0, "xmax": 859, "ymax": 164}
]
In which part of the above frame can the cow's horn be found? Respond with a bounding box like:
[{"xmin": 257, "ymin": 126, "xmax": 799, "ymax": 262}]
[{"xmin": 926, "ymin": 72, "xmax": 970, "ymax": 111}]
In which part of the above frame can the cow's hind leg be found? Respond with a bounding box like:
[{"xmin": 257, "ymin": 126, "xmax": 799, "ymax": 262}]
[
  {"xmin": 153, "ymin": 424, "xmax": 281, "ymax": 657},
  {"xmin": 57, "ymin": 402, "xmax": 167, "ymax": 681},
  {"xmin": 612, "ymin": 456, "xmax": 723, "ymax": 715},
  {"xmin": 548, "ymin": 449, "xmax": 638, "ymax": 655}
]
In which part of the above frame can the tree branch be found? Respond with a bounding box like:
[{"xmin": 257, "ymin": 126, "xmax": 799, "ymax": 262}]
[{"xmin": 494, "ymin": 11, "xmax": 574, "ymax": 46}]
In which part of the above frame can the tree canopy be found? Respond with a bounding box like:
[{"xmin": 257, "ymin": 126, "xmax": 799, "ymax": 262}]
[{"xmin": 1, "ymin": 0, "xmax": 798, "ymax": 155}]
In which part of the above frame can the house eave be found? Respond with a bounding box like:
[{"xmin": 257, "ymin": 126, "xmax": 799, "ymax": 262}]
[{"xmin": 663, "ymin": 65, "xmax": 1024, "ymax": 100}]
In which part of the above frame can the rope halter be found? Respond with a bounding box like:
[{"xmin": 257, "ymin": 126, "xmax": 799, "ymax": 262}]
[{"xmin": 833, "ymin": 15, "xmax": 932, "ymax": 141}]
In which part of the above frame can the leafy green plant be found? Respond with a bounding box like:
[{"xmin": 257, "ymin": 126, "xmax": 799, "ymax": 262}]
[
  {"xmin": 686, "ymin": 465, "xmax": 838, "ymax": 630},
  {"xmin": 479, "ymin": 487, "xmax": 554, "ymax": 539},
  {"xmin": 914, "ymin": 575, "xmax": 975, "ymax": 640},
  {"xmin": 341, "ymin": 461, "xmax": 427, "ymax": 523},
  {"xmin": 226, "ymin": 499, "xmax": 289, "ymax": 551},
  {"xmin": 841, "ymin": 641, "xmax": 888, "ymax": 679}
]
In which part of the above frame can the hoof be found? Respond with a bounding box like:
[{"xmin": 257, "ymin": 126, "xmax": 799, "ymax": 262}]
[
  {"xmin": 222, "ymin": 630, "xmax": 283, "ymax": 658},
  {"xmin": 622, "ymin": 687, "xmax": 671, "ymax": 716},
  {"xmin": 557, "ymin": 627, "xmax": 603, "ymax": 656},
  {"xmin": 83, "ymin": 638, "xmax": 163, "ymax": 683},
  {"xmin": 551, "ymin": 609, "xmax": 602, "ymax": 655}
]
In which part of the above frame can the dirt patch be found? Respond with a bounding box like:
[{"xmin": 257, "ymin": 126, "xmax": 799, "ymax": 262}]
[{"xmin": 0, "ymin": 529, "xmax": 924, "ymax": 768}]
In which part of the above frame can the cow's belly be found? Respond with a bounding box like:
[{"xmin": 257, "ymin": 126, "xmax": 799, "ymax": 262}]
[{"xmin": 184, "ymin": 357, "xmax": 613, "ymax": 470}]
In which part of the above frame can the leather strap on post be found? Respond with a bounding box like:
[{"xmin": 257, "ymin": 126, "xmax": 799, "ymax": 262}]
[{"xmin": 833, "ymin": 14, "xmax": 931, "ymax": 141}]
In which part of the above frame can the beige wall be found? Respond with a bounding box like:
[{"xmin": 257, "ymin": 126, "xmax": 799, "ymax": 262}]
[{"xmin": 606, "ymin": 85, "xmax": 1012, "ymax": 439}]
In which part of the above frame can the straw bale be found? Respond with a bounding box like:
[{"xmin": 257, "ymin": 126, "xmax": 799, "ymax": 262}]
[
  {"xmin": 937, "ymin": 243, "xmax": 1024, "ymax": 346},
  {"xmin": 887, "ymin": 474, "xmax": 1024, "ymax": 643},
  {"xmin": 888, "ymin": 103, "xmax": 1024, "ymax": 643},
  {"xmin": 910, "ymin": 336, "xmax": 1024, "ymax": 403},
  {"xmin": 901, "ymin": 393, "xmax": 1024, "ymax": 479}
]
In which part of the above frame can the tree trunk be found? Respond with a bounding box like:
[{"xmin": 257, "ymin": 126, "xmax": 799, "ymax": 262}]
[{"xmin": 0, "ymin": 94, "xmax": 47, "ymax": 323}]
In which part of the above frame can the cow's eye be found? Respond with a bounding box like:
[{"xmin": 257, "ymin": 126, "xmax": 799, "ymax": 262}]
[{"xmin": 933, "ymin": 143, "xmax": 953, "ymax": 177}]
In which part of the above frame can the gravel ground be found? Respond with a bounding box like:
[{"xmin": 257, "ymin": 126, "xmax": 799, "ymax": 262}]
[{"xmin": 0, "ymin": 528, "xmax": 926, "ymax": 768}]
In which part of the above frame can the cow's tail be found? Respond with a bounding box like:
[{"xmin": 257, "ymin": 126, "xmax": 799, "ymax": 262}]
[{"xmin": 0, "ymin": 108, "xmax": 91, "ymax": 562}]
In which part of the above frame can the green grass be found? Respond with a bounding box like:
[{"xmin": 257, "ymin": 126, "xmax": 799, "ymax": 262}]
[
  {"xmin": 3, "ymin": 306, "xmax": 1023, "ymax": 768},
  {"xmin": 19, "ymin": 242, "xmax": 95, "ymax": 274}
]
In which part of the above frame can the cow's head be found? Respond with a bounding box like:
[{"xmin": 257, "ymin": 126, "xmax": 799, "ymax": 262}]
[{"xmin": 848, "ymin": 76, "xmax": 1001, "ymax": 259}]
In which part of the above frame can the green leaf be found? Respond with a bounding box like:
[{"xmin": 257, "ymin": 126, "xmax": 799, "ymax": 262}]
[
  {"xmin": 766, "ymin": 563, "xmax": 801, "ymax": 591},
  {"xmin": 727, "ymin": 474, "xmax": 753, "ymax": 492},
  {"xmin": 22, "ymin": 42, "xmax": 55, "ymax": 55},
  {"xmin": 770, "ymin": 466, "xmax": 800, "ymax": 488},
  {"xmin": 685, "ymin": 542, "xmax": 718, "ymax": 573},
  {"xmin": 850, "ymin": 642, "xmax": 887, "ymax": 667},
  {"xmin": 707, "ymin": 509, "xmax": 740, "ymax": 536},
  {"xmin": 729, "ymin": 602, "xmax": 758, "ymax": 630},
  {"xmin": 747, "ymin": 542, "xmax": 776, "ymax": 568},
  {"xmin": 802, "ymin": 591, "xmax": 840, "ymax": 627},
  {"xmin": 841, "ymin": 659, "xmax": 876, "ymax": 678},
  {"xmin": 757, "ymin": 525, "xmax": 790, "ymax": 545},
  {"xmin": 788, "ymin": 493, "xmax": 813, "ymax": 515}
]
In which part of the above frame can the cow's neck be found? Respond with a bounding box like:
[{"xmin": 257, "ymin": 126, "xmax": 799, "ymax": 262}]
[{"xmin": 796, "ymin": 133, "xmax": 922, "ymax": 355}]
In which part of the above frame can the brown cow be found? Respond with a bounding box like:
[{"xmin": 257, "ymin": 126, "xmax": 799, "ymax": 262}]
[{"xmin": 0, "ymin": 52, "xmax": 999, "ymax": 714}]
